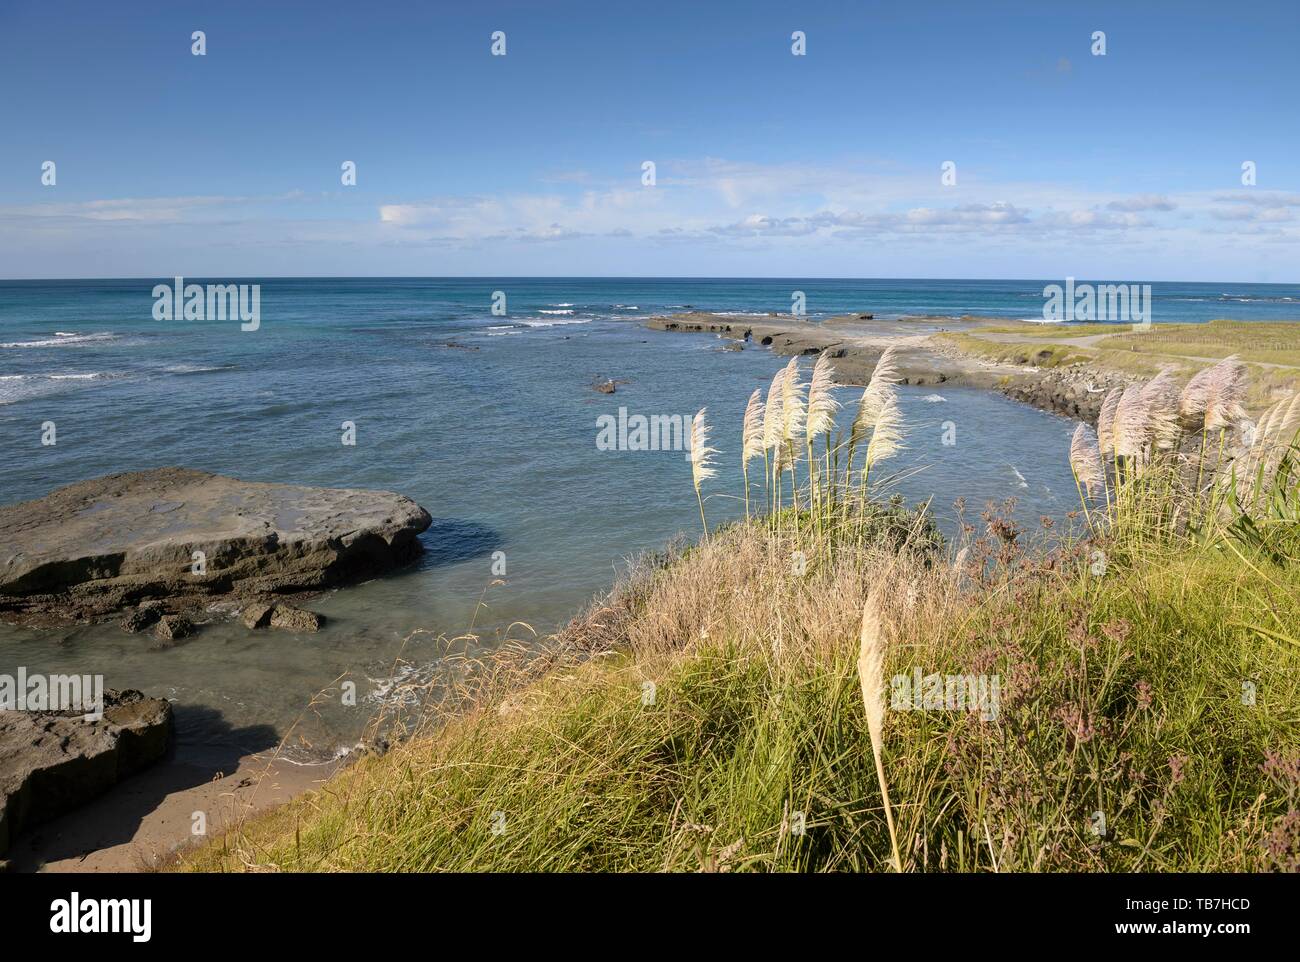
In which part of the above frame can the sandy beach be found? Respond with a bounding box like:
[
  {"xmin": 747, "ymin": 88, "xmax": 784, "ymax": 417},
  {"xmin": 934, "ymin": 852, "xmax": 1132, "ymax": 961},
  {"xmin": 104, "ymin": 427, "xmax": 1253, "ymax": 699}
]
[{"xmin": 5, "ymin": 749, "xmax": 339, "ymax": 872}]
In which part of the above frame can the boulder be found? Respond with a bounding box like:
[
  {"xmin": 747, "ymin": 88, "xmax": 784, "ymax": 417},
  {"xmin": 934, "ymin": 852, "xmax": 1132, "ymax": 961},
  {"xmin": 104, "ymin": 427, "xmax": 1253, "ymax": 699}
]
[
  {"xmin": 119, "ymin": 602, "xmax": 162, "ymax": 634},
  {"xmin": 594, "ymin": 379, "xmax": 617, "ymax": 394},
  {"xmin": 269, "ymin": 604, "xmax": 324, "ymax": 633},
  {"xmin": 0, "ymin": 689, "xmax": 172, "ymax": 856},
  {"xmin": 153, "ymin": 613, "xmax": 195, "ymax": 644},
  {"xmin": 241, "ymin": 602, "xmax": 275, "ymax": 630},
  {"xmin": 0, "ymin": 468, "xmax": 432, "ymax": 626}
]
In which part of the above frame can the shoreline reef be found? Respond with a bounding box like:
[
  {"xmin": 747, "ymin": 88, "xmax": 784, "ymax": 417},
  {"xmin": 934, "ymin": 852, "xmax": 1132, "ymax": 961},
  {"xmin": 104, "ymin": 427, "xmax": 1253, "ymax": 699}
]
[
  {"xmin": 645, "ymin": 311, "xmax": 1300, "ymax": 424},
  {"xmin": 0, "ymin": 467, "xmax": 432, "ymax": 629},
  {"xmin": 0, "ymin": 468, "xmax": 431, "ymax": 870}
]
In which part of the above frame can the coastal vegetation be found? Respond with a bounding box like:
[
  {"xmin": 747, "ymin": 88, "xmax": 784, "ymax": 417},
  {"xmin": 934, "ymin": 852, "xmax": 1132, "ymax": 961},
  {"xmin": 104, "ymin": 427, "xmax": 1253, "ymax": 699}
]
[
  {"xmin": 939, "ymin": 321, "xmax": 1300, "ymax": 412},
  {"xmin": 970, "ymin": 319, "xmax": 1300, "ymax": 369},
  {"xmin": 176, "ymin": 351, "xmax": 1300, "ymax": 873}
]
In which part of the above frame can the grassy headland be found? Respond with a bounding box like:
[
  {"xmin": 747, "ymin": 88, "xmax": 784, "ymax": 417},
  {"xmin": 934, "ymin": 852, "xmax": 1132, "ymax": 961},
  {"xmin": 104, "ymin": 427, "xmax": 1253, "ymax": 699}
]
[
  {"xmin": 938, "ymin": 320, "xmax": 1300, "ymax": 413},
  {"xmin": 176, "ymin": 350, "xmax": 1300, "ymax": 873}
]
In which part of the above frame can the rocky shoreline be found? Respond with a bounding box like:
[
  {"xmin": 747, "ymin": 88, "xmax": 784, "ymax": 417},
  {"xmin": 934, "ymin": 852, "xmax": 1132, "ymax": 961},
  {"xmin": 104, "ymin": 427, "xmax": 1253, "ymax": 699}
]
[
  {"xmin": 0, "ymin": 468, "xmax": 435, "ymax": 866},
  {"xmin": 1, "ymin": 689, "xmax": 172, "ymax": 858},
  {"xmin": 0, "ymin": 467, "xmax": 433, "ymax": 629},
  {"xmin": 646, "ymin": 311, "xmax": 1136, "ymax": 426}
]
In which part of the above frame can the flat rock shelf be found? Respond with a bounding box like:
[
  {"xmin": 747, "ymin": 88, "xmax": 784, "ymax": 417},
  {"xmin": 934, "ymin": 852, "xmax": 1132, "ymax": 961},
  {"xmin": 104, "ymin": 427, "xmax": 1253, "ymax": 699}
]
[{"xmin": 0, "ymin": 467, "xmax": 433, "ymax": 627}]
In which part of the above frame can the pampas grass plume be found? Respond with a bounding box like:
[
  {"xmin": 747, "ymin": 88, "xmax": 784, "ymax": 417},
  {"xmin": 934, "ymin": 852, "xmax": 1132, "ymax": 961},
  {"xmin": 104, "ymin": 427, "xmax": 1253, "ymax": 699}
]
[{"xmin": 858, "ymin": 589, "xmax": 903, "ymax": 872}]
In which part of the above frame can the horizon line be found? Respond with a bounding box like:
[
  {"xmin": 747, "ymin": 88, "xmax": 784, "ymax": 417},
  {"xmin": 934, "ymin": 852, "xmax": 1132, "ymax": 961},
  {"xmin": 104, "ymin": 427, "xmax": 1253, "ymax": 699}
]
[{"xmin": 2, "ymin": 274, "xmax": 1298, "ymax": 286}]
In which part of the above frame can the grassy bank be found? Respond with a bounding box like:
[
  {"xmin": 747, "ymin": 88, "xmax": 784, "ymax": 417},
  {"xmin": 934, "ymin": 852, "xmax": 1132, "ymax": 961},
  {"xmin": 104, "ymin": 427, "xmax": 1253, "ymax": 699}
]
[
  {"xmin": 937, "ymin": 321, "xmax": 1300, "ymax": 410},
  {"xmin": 175, "ymin": 508, "xmax": 1300, "ymax": 872},
  {"xmin": 176, "ymin": 352, "xmax": 1300, "ymax": 873}
]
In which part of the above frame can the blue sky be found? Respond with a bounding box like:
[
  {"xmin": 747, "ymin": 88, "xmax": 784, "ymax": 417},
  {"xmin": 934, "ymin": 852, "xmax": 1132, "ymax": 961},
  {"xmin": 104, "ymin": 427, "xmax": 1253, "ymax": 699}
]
[{"xmin": 1, "ymin": 0, "xmax": 1297, "ymax": 280}]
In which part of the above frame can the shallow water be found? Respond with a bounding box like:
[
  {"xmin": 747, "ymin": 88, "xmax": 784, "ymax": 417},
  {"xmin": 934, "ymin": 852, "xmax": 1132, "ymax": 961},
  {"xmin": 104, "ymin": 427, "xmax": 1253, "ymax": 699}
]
[{"xmin": 1, "ymin": 278, "xmax": 1289, "ymax": 759}]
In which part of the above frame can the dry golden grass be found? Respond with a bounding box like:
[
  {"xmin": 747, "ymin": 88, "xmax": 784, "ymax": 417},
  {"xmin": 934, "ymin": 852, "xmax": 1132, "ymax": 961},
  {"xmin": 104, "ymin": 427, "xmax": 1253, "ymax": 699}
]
[{"xmin": 1102, "ymin": 320, "xmax": 1300, "ymax": 367}]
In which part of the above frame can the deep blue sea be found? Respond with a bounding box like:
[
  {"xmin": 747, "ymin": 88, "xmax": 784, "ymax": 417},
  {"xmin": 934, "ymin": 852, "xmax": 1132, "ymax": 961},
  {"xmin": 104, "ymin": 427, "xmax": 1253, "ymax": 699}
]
[{"xmin": 2, "ymin": 277, "xmax": 1297, "ymax": 761}]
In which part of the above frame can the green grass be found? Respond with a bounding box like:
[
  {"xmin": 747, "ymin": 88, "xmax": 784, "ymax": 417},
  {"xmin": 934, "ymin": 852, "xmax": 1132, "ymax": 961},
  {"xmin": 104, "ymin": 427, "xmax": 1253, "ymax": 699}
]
[
  {"xmin": 175, "ymin": 513, "xmax": 1300, "ymax": 873},
  {"xmin": 938, "ymin": 325, "xmax": 1300, "ymax": 412},
  {"xmin": 1102, "ymin": 320, "xmax": 1300, "ymax": 368},
  {"xmin": 936, "ymin": 331, "xmax": 1096, "ymax": 369},
  {"xmin": 172, "ymin": 355, "xmax": 1300, "ymax": 874},
  {"xmin": 968, "ymin": 321, "xmax": 1125, "ymax": 339}
]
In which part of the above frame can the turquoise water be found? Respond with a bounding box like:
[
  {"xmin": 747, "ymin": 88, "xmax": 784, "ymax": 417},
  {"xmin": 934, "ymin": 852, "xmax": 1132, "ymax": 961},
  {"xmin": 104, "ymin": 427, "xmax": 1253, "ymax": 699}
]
[{"xmin": 1, "ymin": 277, "xmax": 1295, "ymax": 761}]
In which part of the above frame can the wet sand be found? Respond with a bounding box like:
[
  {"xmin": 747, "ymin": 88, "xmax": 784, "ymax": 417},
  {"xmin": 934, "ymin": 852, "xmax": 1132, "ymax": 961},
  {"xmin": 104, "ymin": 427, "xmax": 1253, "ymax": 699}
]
[{"xmin": 6, "ymin": 748, "xmax": 340, "ymax": 872}]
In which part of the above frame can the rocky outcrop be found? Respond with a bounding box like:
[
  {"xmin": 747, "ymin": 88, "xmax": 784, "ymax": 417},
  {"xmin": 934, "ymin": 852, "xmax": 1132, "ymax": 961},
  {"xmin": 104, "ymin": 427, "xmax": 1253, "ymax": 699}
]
[
  {"xmin": 0, "ymin": 689, "xmax": 172, "ymax": 856},
  {"xmin": 268, "ymin": 604, "xmax": 324, "ymax": 633},
  {"xmin": 647, "ymin": 313, "xmax": 994, "ymax": 389},
  {"xmin": 998, "ymin": 367, "xmax": 1134, "ymax": 424},
  {"xmin": 120, "ymin": 601, "xmax": 163, "ymax": 633},
  {"xmin": 240, "ymin": 602, "xmax": 275, "ymax": 630},
  {"xmin": 0, "ymin": 468, "xmax": 432, "ymax": 626},
  {"xmin": 152, "ymin": 613, "xmax": 195, "ymax": 645},
  {"xmin": 647, "ymin": 311, "xmax": 1142, "ymax": 423}
]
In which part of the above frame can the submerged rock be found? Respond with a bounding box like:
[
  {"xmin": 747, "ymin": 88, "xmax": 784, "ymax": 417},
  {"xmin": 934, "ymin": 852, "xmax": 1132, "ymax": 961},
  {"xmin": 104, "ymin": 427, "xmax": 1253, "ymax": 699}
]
[
  {"xmin": 268, "ymin": 604, "xmax": 324, "ymax": 633},
  {"xmin": 0, "ymin": 467, "xmax": 432, "ymax": 626},
  {"xmin": 0, "ymin": 689, "xmax": 172, "ymax": 856}
]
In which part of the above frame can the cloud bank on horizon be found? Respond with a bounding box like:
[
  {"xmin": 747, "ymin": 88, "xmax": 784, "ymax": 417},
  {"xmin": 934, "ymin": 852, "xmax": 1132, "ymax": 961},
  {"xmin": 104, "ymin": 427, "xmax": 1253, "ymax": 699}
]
[{"xmin": 1, "ymin": 0, "xmax": 1296, "ymax": 281}]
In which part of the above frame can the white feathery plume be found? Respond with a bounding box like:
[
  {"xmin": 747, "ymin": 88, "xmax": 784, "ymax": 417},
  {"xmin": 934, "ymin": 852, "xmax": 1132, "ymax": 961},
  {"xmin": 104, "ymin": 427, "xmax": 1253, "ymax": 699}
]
[
  {"xmin": 864, "ymin": 387, "xmax": 905, "ymax": 471},
  {"xmin": 1246, "ymin": 392, "xmax": 1300, "ymax": 493},
  {"xmin": 689, "ymin": 407, "xmax": 718, "ymax": 535},
  {"xmin": 858, "ymin": 592, "xmax": 886, "ymax": 761},
  {"xmin": 1179, "ymin": 377, "xmax": 1212, "ymax": 427},
  {"xmin": 1113, "ymin": 383, "xmax": 1150, "ymax": 461},
  {"xmin": 852, "ymin": 346, "xmax": 900, "ymax": 445},
  {"xmin": 857, "ymin": 589, "xmax": 902, "ymax": 873},
  {"xmin": 1138, "ymin": 366, "xmax": 1181, "ymax": 450},
  {"xmin": 1179, "ymin": 363, "xmax": 1218, "ymax": 427},
  {"xmin": 1069, "ymin": 423, "xmax": 1104, "ymax": 496},
  {"xmin": 779, "ymin": 356, "xmax": 806, "ymax": 470},
  {"xmin": 762, "ymin": 367, "xmax": 785, "ymax": 453},
  {"xmin": 689, "ymin": 407, "xmax": 718, "ymax": 489},
  {"xmin": 741, "ymin": 388, "xmax": 765, "ymax": 464},
  {"xmin": 1261, "ymin": 393, "xmax": 1300, "ymax": 453},
  {"xmin": 1252, "ymin": 399, "xmax": 1280, "ymax": 454},
  {"xmin": 1203, "ymin": 355, "xmax": 1248, "ymax": 432},
  {"xmin": 1096, "ymin": 386, "xmax": 1122, "ymax": 460},
  {"xmin": 1180, "ymin": 356, "xmax": 1237, "ymax": 426},
  {"xmin": 805, "ymin": 351, "xmax": 840, "ymax": 442}
]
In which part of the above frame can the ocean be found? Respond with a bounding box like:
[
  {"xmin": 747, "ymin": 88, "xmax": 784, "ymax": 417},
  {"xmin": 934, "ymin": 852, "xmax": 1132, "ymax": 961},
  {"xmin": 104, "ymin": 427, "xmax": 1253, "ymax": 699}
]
[{"xmin": 2, "ymin": 277, "xmax": 1296, "ymax": 762}]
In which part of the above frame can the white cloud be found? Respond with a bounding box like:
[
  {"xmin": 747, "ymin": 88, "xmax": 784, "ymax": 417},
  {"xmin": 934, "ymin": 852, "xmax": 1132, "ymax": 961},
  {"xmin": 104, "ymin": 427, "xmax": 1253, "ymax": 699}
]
[
  {"xmin": 3, "ymin": 158, "xmax": 1296, "ymax": 279},
  {"xmin": 3, "ymin": 192, "xmax": 306, "ymax": 223},
  {"xmin": 1107, "ymin": 194, "xmax": 1176, "ymax": 212}
]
